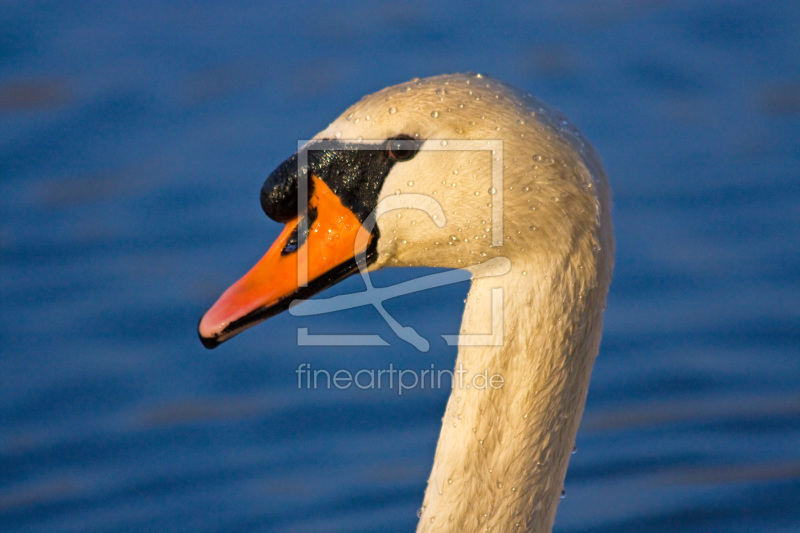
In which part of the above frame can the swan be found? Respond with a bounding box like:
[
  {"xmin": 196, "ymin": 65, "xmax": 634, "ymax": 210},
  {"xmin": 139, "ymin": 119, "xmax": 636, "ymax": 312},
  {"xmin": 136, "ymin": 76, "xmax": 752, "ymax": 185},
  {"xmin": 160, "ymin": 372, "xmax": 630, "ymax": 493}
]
[{"xmin": 198, "ymin": 73, "xmax": 614, "ymax": 532}]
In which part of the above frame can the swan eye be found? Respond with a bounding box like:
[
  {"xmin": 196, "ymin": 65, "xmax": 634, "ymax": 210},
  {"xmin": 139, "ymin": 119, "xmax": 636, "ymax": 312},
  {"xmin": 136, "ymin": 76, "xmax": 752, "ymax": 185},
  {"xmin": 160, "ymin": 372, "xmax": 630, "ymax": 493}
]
[{"xmin": 387, "ymin": 135, "xmax": 420, "ymax": 162}]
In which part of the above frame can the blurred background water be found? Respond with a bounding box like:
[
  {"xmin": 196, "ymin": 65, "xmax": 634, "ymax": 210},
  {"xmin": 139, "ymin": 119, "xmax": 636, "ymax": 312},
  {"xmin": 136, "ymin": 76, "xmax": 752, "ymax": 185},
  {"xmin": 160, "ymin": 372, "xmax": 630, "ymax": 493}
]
[{"xmin": 1, "ymin": 1, "xmax": 799, "ymax": 532}]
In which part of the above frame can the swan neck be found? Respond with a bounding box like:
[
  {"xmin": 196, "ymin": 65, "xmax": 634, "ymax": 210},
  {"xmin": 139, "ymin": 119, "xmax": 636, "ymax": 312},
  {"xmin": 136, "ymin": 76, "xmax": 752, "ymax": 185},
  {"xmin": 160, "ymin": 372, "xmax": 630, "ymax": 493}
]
[{"xmin": 418, "ymin": 259, "xmax": 606, "ymax": 532}]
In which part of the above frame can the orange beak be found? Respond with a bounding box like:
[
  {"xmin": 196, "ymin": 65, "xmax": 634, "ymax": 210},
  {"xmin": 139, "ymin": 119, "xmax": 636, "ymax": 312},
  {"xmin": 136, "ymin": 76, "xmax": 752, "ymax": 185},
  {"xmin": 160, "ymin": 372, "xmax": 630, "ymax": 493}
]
[{"xmin": 198, "ymin": 176, "xmax": 374, "ymax": 348}]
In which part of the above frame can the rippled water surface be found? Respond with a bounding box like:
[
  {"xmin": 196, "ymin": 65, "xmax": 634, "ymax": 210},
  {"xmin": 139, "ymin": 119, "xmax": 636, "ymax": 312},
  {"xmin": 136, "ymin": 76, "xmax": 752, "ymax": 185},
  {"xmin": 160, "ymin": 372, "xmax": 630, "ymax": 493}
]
[{"xmin": 2, "ymin": 1, "xmax": 799, "ymax": 532}]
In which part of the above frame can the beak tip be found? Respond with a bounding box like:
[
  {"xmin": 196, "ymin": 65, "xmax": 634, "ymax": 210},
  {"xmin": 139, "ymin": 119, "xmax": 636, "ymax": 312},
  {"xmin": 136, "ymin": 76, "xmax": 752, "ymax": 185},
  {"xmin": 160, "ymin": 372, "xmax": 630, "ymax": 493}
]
[
  {"xmin": 199, "ymin": 333, "xmax": 221, "ymax": 350},
  {"xmin": 197, "ymin": 316, "xmax": 223, "ymax": 350}
]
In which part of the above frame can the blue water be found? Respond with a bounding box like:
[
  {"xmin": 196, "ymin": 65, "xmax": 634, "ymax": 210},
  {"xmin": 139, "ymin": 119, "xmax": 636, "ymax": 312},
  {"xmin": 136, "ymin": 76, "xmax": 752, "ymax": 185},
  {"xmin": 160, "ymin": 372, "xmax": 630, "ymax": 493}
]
[{"xmin": 2, "ymin": 1, "xmax": 799, "ymax": 531}]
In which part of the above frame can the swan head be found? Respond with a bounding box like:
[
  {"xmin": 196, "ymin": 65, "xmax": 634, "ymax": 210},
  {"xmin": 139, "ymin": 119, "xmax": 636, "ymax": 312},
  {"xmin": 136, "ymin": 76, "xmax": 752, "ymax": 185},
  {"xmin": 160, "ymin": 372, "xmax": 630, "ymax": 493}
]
[{"xmin": 199, "ymin": 73, "xmax": 612, "ymax": 348}]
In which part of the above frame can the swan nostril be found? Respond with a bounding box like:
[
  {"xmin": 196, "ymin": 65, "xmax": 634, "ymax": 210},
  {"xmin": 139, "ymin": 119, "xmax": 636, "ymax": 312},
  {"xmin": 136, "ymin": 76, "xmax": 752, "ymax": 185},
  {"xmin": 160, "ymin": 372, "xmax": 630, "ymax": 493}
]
[
  {"xmin": 281, "ymin": 227, "xmax": 300, "ymax": 254},
  {"xmin": 281, "ymin": 208, "xmax": 317, "ymax": 255}
]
